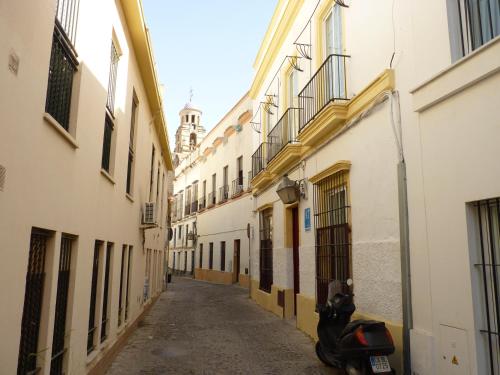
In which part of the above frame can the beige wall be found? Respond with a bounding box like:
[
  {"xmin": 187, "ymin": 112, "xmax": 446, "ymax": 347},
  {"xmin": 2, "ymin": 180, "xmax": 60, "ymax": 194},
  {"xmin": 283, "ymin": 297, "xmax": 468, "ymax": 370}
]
[{"xmin": 0, "ymin": 0, "xmax": 171, "ymax": 374}]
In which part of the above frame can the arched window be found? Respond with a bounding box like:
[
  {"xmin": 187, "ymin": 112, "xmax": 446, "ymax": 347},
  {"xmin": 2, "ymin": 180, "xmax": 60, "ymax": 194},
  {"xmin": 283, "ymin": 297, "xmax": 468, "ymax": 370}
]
[{"xmin": 189, "ymin": 133, "xmax": 197, "ymax": 148}]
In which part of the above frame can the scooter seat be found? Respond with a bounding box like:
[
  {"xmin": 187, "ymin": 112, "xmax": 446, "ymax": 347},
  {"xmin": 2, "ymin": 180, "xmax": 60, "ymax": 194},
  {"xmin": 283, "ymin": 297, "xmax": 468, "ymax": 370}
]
[{"xmin": 339, "ymin": 320, "xmax": 385, "ymax": 339}]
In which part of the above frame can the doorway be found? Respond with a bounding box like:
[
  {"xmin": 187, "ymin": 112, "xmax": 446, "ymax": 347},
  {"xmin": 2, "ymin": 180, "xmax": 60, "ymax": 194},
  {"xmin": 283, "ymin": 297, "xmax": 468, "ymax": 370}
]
[
  {"xmin": 233, "ymin": 239, "xmax": 240, "ymax": 283},
  {"xmin": 292, "ymin": 207, "xmax": 300, "ymax": 315}
]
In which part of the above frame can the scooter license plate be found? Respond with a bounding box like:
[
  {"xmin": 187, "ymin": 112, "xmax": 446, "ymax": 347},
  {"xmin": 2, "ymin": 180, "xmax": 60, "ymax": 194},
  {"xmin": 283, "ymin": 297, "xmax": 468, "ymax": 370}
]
[{"xmin": 369, "ymin": 356, "xmax": 391, "ymax": 373}]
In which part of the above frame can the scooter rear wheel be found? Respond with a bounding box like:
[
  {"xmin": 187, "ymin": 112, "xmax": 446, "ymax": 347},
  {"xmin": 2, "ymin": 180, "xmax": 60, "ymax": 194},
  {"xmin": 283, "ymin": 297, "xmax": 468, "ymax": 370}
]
[{"xmin": 315, "ymin": 342, "xmax": 333, "ymax": 367}]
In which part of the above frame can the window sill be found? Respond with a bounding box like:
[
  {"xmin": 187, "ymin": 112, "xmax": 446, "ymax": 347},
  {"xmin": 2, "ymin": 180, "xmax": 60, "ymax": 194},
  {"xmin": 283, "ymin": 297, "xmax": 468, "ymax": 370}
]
[
  {"xmin": 100, "ymin": 169, "xmax": 116, "ymax": 185},
  {"xmin": 86, "ymin": 348, "xmax": 98, "ymax": 365},
  {"xmin": 126, "ymin": 193, "xmax": 134, "ymax": 203},
  {"xmin": 43, "ymin": 112, "xmax": 79, "ymax": 149}
]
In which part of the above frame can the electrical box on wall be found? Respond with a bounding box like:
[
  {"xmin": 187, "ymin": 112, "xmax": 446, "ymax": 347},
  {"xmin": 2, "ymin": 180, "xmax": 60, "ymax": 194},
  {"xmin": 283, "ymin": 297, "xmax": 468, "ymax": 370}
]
[{"xmin": 439, "ymin": 324, "xmax": 470, "ymax": 375}]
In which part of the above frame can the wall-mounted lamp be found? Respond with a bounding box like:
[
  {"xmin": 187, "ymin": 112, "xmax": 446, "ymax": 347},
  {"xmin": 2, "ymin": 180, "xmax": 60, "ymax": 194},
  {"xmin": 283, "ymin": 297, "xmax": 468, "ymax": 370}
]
[{"xmin": 276, "ymin": 174, "xmax": 308, "ymax": 204}]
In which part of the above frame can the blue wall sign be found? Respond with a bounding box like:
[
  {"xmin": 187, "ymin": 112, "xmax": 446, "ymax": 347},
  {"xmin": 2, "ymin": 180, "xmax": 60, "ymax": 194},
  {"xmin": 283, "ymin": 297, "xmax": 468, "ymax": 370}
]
[{"xmin": 304, "ymin": 208, "xmax": 311, "ymax": 231}]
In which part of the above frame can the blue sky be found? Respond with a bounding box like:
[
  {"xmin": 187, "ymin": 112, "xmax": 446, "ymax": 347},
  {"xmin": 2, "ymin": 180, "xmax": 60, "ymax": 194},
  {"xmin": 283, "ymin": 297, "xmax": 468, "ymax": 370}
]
[{"xmin": 142, "ymin": 0, "xmax": 278, "ymax": 145}]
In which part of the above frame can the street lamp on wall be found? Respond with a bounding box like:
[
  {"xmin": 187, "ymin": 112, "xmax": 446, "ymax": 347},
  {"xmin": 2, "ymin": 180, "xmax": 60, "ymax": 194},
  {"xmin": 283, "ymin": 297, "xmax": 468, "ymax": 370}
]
[{"xmin": 276, "ymin": 174, "xmax": 308, "ymax": 204}]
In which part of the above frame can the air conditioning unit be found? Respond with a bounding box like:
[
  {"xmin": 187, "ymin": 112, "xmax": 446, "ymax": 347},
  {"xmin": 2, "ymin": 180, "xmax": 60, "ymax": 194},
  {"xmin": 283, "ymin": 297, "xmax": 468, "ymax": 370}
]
[{"xmin": 143, "ymin": 202, "xmax": 156, "ymax": 225}]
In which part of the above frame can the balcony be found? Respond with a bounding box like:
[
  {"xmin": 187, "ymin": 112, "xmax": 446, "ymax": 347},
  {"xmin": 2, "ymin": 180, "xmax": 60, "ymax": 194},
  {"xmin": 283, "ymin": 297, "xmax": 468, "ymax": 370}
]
[
  {"xmin": 190, "ymin": 200, "xmax": 198, "ymax": 214},
  {"xmin": 198, "ymin": 197, "xmax": 206, "ymax": 211},
  {"xmin": 297, "ymin": 54, "xmax": 350, "ymax": 147},
  {"xmin": 247, "ymin": 171, "xmax": 253, "ymax": 191},
  {"xmin": 207, "ymin": 192, "xmax": 216, "ymax": 208},
  {"xmin": 218, "ymin": 185, "xmax": 229, "ymax": 204},
  {"xmin": 251, "ymin": 142, "xmax": 268, "ymax": 178},
  {"xmin": 231, "ymin": 177, "xmax": 244, "ymax": 198},
  {"xmin": 184, "ymin": 204, "xmax": 191, "ymax": 216}
]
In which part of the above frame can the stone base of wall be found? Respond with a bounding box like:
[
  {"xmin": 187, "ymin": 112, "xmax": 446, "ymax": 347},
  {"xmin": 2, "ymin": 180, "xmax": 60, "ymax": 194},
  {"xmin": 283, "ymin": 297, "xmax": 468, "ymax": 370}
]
[
  {"xmin": 250, "ymin": 280, "xmax": 295, "ymax": 319},
  {"xmin": 296, "ymin": 293, "xmax": 403, "ymax": 372},
  {"xmin": 194, "ymin": 268, "xmax": 233, "ymax": 284},
  {"xmin": 238, "ymin": 274, "xmax": 250, "ymax": 288},
  {"xmin": 87, "ymin": 293, "xmax": 161, "ymax": 375}
]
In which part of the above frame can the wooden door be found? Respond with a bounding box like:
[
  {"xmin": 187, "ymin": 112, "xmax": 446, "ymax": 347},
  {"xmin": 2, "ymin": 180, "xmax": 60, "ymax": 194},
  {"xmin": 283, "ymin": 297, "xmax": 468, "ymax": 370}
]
[
  {"xmin": 233, "ymin": 239, "xmax": 240, "ymax": 283},
  {"xmin": 292, "ymin": 207, "xmax": 300, "ymax": 315}
]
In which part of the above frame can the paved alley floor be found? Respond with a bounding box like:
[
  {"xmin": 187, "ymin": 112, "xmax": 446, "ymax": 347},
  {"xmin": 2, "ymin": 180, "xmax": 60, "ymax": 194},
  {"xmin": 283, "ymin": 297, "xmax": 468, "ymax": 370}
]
[{"xmin": 107, "ymin": 277, "xmax": 339, "ymax": 375}]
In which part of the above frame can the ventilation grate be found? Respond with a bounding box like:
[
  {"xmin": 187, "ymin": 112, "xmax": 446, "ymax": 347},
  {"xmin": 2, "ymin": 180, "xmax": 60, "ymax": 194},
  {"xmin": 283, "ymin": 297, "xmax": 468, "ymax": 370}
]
[{"xmin": 0, "ymin": 165, "xmax": 5, "ymax": 191}]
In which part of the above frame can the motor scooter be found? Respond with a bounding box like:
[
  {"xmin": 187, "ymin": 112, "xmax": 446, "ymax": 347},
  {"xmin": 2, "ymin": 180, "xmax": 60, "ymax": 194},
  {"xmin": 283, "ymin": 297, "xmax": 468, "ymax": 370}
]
[{"xmin": 315, "ymin": 279, "xmax": 396, "ymax": 374}]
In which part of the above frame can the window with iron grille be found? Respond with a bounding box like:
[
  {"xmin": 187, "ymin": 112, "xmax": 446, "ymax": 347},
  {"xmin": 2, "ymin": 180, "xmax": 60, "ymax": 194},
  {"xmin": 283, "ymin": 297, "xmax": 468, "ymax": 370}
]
[
  {"xmin": 472, "ymin": 198, "xmax": 500, "ymax": 374},
  {"xmin": 184, "ymin": 251, "xmax": 187, "ymax": 272},
  {"xmin": 101, "ymin": 113, "xmax": 114, "ymax": 173},
  {"xmin": 106, "ymin": 41, "xmax": 119, "ymax": 114},
  {"xmin": 126, "ymin": 95, "xmax": 138, "ymax": 195},
  {"xmin": 149, "ymin": 146, "xmax": 155, "ymax": 201},
  {"xmin": 259, "ymin": 208, "xmax": 273, "ymax": 293},
  {"xmin": 221, "ymin": 242, "xmax": 226, "ymax": 271},
  {"xmin": 50, "ymin": 234, "xmax": 74, "ymax": 375},
  {"xmin": 313, "ymin": 169, "xmax": 351, "ymax": 306},
  {"xmin": 100, "ymin": 243, "xmax": 112, "ymax": 343},
  {"xmin": 118, "ymin": 245, "xmax": 126, "ymax": 327},
  {"xmin": 209, "ymin": 243, "xmax": 214, "ymax": 269},
  {"xmin": 87, "ymin": 240, "xmax": 101, "ymax": 354},
  {"xmin": 45, "ymin": 0, "xmax": 79, "ymax": 132},
  {"xmin": 451, "ymin": 0, "xmax": 500, "ymax": 59},
  {"xmin": 199, "ymin": 243, "xmax": 203, "ymax": 268},
  {"xmin": 17, "ymin": 229, "xmax": 50, "ymax": 375},
  {"xmin": 125, "ymin": 247, "xmax": 132, "ymax": 321}
]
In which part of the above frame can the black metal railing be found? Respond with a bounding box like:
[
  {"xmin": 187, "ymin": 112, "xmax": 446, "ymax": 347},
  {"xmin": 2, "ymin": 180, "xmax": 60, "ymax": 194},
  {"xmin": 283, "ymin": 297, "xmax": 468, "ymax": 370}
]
[
  {"xmin": 87, "ymin": 241, "xmax": 101, "ymax": 354},
  {"xmin": 185, "ymin": 203, "xmax": 191, "ymax": 216},
  {"xmin": 456, "ymin": 0, "xmax": 500, "ymax": 57},
  {"xmin": 45, "ymin": 28, "xmax": 78, "ymax": 131},
  {"xmin": 50, "ymin": 235, "xmax": 73, "ymax": 375},
  {"xmin": 100, "ymin": 243, "xmax": 112, "ymax": 343},
  {"xmin": 231, "ymin": 178, "xmax": 244, "ymax": 198},
  {"xmin": 18, "ymin": 229, "xmax": 49, "ymax": 375},
  {"xmin": 219, "ymin": 185, "xmax": 229, "ymax": 203},
  {"xmin": 55, "ymin": 0, "xmax": 80, "ymax": 46},
  {"xmin": 191, "ymin": 201, "xmax": 198, "ymax": 214},
  {"xmin": 252, "ymin": 142, "xmax": 268, "ymax": 178},
  {"xmin": 474, "ymin": 198, "xmax": 500, "ymax": 375},
  {"xmin": 198, "ymin": 197, "xmax": 206, "ymax": 210},
  {"xmin": 299, "ymin": 53, "xmax": 350, "ymax": 132},
  {"xmin": 267, "ymin": 107, "xmax": 300, "ymax": 164},
  {"xmin": 106, "ymin": 41, "xmax": 119, "ymax": 114},
  {"xmin": 208, "ymin": 192, "xmax": 216, "ymax": 207}
]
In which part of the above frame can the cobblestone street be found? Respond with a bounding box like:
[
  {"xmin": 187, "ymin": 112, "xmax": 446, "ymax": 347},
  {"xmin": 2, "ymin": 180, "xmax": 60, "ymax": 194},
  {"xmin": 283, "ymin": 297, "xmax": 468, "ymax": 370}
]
[{"xmin": 107, "ymin": 277, "xmax": 339, "ymax": 375}]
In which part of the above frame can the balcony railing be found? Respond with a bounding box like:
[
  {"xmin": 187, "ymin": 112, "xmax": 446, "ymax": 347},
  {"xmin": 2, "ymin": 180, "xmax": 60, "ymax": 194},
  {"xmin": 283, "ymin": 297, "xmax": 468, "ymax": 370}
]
[
  {"xmin": 185, "ymin": 204, "xmax": 191, "ymax": 216},
  {"xmin": 207, "ymin": 192, "xmax": 216, "ymax": 207},
  {"xmin": 252, "ymin": 142, "xmax": 268, "ymax": 179},
  {"xmin": 191, "ymin": 200, "xmax": 198, "ymax": 214},
  {"xmin": 198, "ymin": 197, "xmax": 206, "ymax": 211},
  {"xmin": 298, "ymin": 53, "xmax": 350, "ymax": 132},
  {"xmin": 267, "ymin": 107, "xmax": 300, "ymax": 164},
  {"xmin": 231, "ymin": 178, "xmax": 244, "ymax": 198},
  {"xmin": 219, "ymin": 185, "xmax": 229, "ymax": 203}
]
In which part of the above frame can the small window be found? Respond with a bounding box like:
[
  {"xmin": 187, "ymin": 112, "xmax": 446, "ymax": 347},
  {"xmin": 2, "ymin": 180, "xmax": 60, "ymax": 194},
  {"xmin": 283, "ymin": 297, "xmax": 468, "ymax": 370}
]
[
  {"xmin": 191, "ymin": 114, "xmax": 195, "ymax": 123},
  {"xmin": 126, "ymin": 95, "xmax": 138, "ymax": 195},
  {"xmin": 101, "ymin": 114, "xmax": 115, "ymax": 173},
  {"xmin": 100, "ymin": 242, "xmax": 113, "ymax": 343},
  {"xmin": 149, "ymin": 146, "xmax": 155, "ymax": 200},
  {"xmin": 106, "ymin": 41, "xmax": 120, "ymax": 114},
  {"xmin": 185, "ymin": 114, "xmax": 189, "ymax": 122},
  {"xmin": 87, "ymin": 241, "xmax": 102, "ymax": 353},
  {"xmin": 199, "ymin": 243, "xmax": 203, "ymax": 268}
]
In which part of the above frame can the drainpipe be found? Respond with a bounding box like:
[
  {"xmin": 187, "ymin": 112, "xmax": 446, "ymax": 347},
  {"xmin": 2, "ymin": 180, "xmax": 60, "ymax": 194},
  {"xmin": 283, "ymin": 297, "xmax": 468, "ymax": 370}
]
[{"xmin": 389, "ymin": 91, "xmax": 413, "ymax": 374}]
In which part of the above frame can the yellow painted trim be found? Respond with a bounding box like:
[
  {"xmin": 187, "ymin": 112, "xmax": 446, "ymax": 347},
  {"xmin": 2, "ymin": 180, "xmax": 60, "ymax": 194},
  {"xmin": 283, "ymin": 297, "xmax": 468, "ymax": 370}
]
[
  {"xmin": 119, "ymin": 0, "xmax": 173, "ymax": 170},
  {"xmin": 296, "ymin": 103, "xmax": 348, "ymax": 147},
  {"xmin": 309, "ymin": 160, "xmax": 351, "ymax": 184},
  {"xmin": 194, "ymin": 268, "xmax": 233, "ymax": 285},
  {"xmin": 224, "ymin": 126, "xmax": 236, "ymax": 138},
  {"xmin": 256, "ymin": 202, "xmax": 274, "ymax": 212},
  {"xmin": 238, "ymin": 110, "xmax": 252, "ymax": 125},
  {"xmin": 203, "ymin": 147, "xmax": 214, "ymax": 156},
  {"xmin": 249, "ymin": 0, "xmax": 305, "ymax": 99},
  {"xmin": 213, "ymin": 137, "xmax": 224, "ymax": 147},
  {"xmin": 238, "ymin": 274, "xmax": 250, "ymax": 288},
  {"xmin": 266, "ymin": 143, "xmax": 303, "ymax": 176}
]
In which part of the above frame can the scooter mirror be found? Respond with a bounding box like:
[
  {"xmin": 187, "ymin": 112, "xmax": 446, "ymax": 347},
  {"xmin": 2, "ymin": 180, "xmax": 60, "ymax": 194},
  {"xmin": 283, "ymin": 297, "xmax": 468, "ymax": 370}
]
[{"xmin": 346, "ymin": 278, "xmax": 353, "ymax": 286}]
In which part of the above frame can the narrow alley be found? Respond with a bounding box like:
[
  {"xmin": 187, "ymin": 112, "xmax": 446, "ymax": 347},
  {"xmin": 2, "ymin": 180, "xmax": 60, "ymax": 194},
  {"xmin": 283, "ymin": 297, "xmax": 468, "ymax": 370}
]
[{"xmin": 107, "ymin": 277, "xmax": 337, "ymax": 375}]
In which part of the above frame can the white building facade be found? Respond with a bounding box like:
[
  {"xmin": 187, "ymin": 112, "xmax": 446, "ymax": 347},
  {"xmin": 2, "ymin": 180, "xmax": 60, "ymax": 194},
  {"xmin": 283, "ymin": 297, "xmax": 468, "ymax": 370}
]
[
  {"xmin": 0, "ymin": 0, "xmax": 172, "ymax": 374},
  {"xmin": 169, "ymin": 94, "xmax": 254, "ymax": 287}
]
